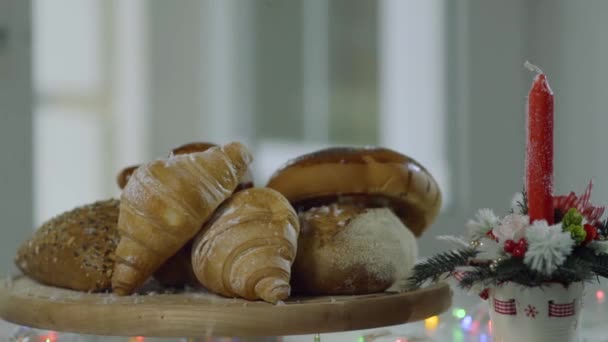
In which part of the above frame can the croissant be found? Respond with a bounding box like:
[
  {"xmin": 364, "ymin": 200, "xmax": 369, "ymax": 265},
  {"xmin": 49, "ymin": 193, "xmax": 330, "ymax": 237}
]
[
  {"xmin": 116, "ymin": 142, "xmax": 255, "ymax": 191},
  {"xmin": 115, "ymin": 142, "xmax": 255, "ymax": 288},
  {"xmin": 191, "ymin": 188, "xmax": 299, "ymax": 303},
  {"xmin": 116, "ymin": 142, "xmax": 217, "ymax": 189},
  {"xmin": 112, "ymin": 142, "xmax": 253, "ymax": 295}
]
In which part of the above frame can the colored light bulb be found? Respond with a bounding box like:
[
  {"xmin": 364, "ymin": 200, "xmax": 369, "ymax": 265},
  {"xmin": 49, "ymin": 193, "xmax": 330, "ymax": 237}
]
[{"xmin": 424, "ymin": 315, "xmax": 440, "ymax": 331}]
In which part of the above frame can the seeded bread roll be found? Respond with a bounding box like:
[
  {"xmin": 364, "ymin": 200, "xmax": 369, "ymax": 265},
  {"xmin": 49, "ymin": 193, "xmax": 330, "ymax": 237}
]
[{"xmin": 15, "ymin": 199, "xmax": 120, "ymax": 292}]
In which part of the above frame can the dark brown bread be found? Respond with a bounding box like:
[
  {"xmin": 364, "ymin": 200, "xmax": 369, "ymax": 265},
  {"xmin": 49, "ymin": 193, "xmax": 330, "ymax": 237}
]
[
  {"xmin": 153, "ymin": 241, "xmax": 199, "ymax": 288},
  {"xmin": 15, "ymin": 199, "xmax": 120, "ymax": 292}
]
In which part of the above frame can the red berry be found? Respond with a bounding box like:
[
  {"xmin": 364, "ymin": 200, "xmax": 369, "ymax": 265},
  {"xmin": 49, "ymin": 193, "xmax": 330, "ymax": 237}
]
[
  {"xmin": 479, "ymin": 288, "xmax": 489, "ymax": 300},
  {"xmin": 504, "ymin": 239, "xmax": 516, "ymax": 253},
  {"xmin": 512, "ymin": 246, "xmax": 526, "ymax": 258},
  {"xmin": 584, "ymin": 224, "xmax": 597, "ymax": 244},
  {"xmin": 486, "ymin": 230, "xmax": 497, "ymax": 241},
  {"xmin": 517, "ymin": 238, "xmax": 528, "ymax": 248}
]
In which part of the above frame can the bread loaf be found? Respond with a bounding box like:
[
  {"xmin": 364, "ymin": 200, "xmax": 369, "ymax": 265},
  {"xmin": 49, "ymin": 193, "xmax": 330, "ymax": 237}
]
[
  {"xmin": 291, "ymin": 203, "xmax": 417, "ymax": 295},
  {"xmin": 15, "ymin": 199, "xmax": 120, "ymax": 292},
  {"xmin": 266, "ymin": 147, "xmax": 439, "ymax": 295}
]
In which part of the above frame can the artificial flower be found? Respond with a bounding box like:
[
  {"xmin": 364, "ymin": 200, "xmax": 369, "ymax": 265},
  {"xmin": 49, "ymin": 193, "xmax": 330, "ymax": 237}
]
[
  {"xmin": 562, "ymin": 208, "xmax": 586, "ymax": 244},
  {"xmin": 492, "ymin": 213, "xmax": 528, "ymax": 242},
  {"xmin": 565, "ymin": 224, "xmax": 586, "ymax": 244},
  {"xmin": 583, "ymin": 224, "xmax": 597, "ymax": 244},
  {"xmin": 475, "ymin": 238, "xmax": 503, "ymax": 260},
  {"xmin": 466, "ymin": 208, "xmax": 499, "ymax": 240},
  {"xmin": 562, "ymin": 208, "xmax": 583, "ymax": 227},
  {"xmin": 524, "ymin": 220, "xmax": 574, "ymax": 275},
  {"xmin": 554, "ymin": 180, "xmax": 606, "ymax": 225},
  {"xmin": 588, "ymin": 240, "xmax": 608, "ymax": 255}
]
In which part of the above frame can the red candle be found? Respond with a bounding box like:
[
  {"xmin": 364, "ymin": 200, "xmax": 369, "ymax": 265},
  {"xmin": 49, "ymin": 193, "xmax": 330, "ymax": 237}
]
[{"xmin": 526, "ymin": 65, "xmax": 554, "ymax": 224}]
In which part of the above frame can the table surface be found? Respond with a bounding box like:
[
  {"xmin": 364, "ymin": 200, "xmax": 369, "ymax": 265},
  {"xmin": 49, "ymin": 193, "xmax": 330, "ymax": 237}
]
[{"xmin": 2, "ymin": 281, "xmax": 608, "ymax": 342}]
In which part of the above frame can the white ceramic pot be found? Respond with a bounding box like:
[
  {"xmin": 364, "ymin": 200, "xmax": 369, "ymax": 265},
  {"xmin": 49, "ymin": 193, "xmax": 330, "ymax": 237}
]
[{"xmin": 488, "ymin": 282, "xmax": 584, "ymax": 342}]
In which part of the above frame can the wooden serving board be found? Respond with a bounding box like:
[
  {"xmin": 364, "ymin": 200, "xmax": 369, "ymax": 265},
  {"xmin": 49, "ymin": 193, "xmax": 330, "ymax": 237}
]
[{"xmin": 0, "ymin": 276, "xmax": 451, "ymax": 337}]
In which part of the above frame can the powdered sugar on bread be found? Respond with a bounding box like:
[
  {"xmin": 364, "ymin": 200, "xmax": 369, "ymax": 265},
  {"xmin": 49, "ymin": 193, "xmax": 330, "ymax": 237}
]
[{"xmin": 294, "ymin": 204, "xmax": 418, "ymax": 294}]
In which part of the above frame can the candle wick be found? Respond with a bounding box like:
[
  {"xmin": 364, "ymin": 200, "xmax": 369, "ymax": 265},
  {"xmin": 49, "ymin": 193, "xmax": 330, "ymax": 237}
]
[{"xmin": 524, "ymin": 61, "xmax": 544, "ymax": 74}]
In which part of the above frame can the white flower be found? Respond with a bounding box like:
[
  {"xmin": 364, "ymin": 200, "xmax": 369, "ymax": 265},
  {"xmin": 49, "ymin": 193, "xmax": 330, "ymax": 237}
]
[
  {"xmin": 492, "ymin": 214, "xmax": 529, "ymax": 242},
  {"xmin": 466, "ymin": 208, "xmax": 499, "ymax": 240},
  {"xmin": 475, "ymin": 238, "xmax": 504, "ymax": 260},
  {"xmin": 588, "ymin": 241, "xmax": 608, "ymax": 255},
  {"xmin": 524, "ymin": 220, "xmax": 575, "ymax": 275}
]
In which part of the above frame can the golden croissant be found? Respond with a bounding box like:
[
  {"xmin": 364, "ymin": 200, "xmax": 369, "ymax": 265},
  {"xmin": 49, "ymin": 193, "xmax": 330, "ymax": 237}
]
[
  {"xmin": 191, "ymin": 188, "xmax": 299, "ymax": 303},
  {"xmin": 112, "ymin": 142, "xmax": 253, "ymax": 295}
]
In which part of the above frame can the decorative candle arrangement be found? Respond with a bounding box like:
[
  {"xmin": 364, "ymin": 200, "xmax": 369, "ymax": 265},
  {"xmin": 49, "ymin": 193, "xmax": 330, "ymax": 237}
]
[
  {"xmin": 408, "ymin": 62, "xmax": 608, "ymax": 342},
  {"xmin": 525, "ymin": 61, "xmax": 554, "ymax": 224}
]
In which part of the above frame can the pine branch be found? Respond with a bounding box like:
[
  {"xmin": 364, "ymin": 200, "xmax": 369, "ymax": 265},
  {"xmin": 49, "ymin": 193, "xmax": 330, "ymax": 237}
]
[
  {"xmin": 572, "ymin": 246, "xmax": 596, "ymax": 261},
  {"xmin": 407, "ymin": 248, "xmax": 477, "ymax": 289},
  {"xmin": 518, "ymin": 189, "xmax": 529, "ymax": 215},
  {"xmin": 510, "ymin": 189, "xmax": 529, "ymax": 215},
  {"xmin": 494, "ymin": 258, "xmax": 536, "ymax": 284},
  {"xmin": 588, "ymin": 255, "xmax": 608, "ymax": 279},
  {"xmin": 572, "ymin": 246, "xmax": 608, "ymax": 279},
  {"xmin": 552, "ymin": 256, "xmax": 594, "ymax": 284},
  {"xmin": 460, "ymin": 257, "xmax": 591, "ymax": 288},
  {"xmin": 458, "ymin": 264, "xmax": 493, "ymax": 289}
]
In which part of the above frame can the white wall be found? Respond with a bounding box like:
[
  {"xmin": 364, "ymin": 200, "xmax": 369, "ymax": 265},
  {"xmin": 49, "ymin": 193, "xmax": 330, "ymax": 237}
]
[
  {"xmin": 0, "ymin": 0, "xmax": 32, "ymax": 275},
  {"xmin": 528, "ymin": 0, "xmax": 608, "ymax": 201},
  {"xmin": 416, "ymin": 0, "xmax": 529, "ymax": 254}
]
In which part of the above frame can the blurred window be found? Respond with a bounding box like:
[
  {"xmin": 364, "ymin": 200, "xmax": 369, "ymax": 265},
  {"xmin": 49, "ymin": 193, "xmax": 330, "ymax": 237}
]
[
  {"xmin": 254, "ymin": 0, "xmax": 448, "ymax": 206},
  {"xmin": 33, "ymin": 0, "xmax": 448, "ymax": 226},
  {"xmin": 34, "ymin": 0, "xmax": 107, "ymax": 224},
  {"xmin": 33, "ymin": 0, "xmax": 146, "ymax": 225}
]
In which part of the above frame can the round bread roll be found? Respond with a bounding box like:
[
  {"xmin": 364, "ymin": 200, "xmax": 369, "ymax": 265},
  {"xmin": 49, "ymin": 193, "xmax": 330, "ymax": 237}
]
[
  {"xmin": 292, "ymin": 203, "xmax": 417, "ymax": 295},
  {"xmin": 266, "ymin": 147, "xmax": 441, "ymax": 236},
  {"xmin": 268, "ymin": 147, "xmax": 439, "ymax": 295}
]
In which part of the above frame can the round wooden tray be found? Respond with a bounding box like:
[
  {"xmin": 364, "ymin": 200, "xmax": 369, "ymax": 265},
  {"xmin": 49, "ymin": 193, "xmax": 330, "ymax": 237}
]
[{"xmin": 0, "ymin": 276, "xmax": 451, "ymax": 337}]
